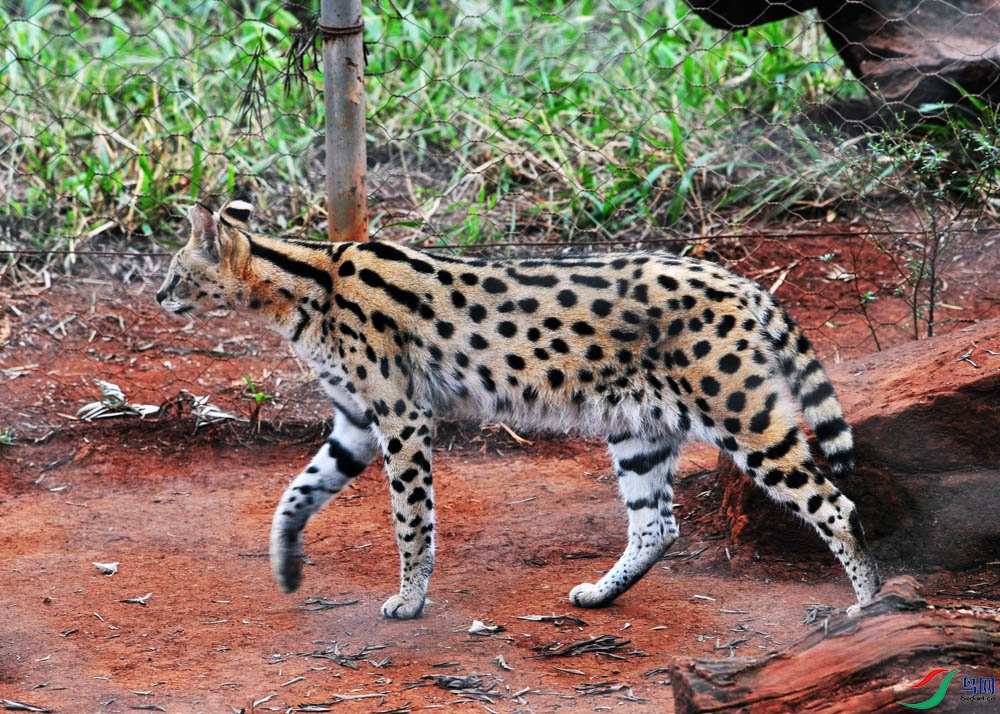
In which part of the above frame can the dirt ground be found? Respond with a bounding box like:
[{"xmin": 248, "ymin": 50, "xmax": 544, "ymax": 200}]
[{"xmin": 2, "ymin": 226, "xmax": 999, "ymax": 713}]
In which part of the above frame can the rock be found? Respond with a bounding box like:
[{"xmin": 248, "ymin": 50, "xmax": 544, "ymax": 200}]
[
  {"xmin": 819, "ymin": 0, "xmax": 1000, "ymax": 108},
  {"xmin": 718, "ymin": 319, "xmax": 1000, "ymax": 570},
  {"xmin": 670, "ymin": 576, "xmax": 1000, "ymax": 714},
  {"xmin": 682, "ymin": 0, "xmax": 818, "ymax": 29},
  {"xmin": 682, "ymin": 0, "xmax": 1000, "ymax": 109}
]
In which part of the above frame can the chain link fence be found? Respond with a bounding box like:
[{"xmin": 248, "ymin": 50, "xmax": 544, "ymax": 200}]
[{"xmin": 2, "ymin": 0, "xmax": 999, "ymax": 440}]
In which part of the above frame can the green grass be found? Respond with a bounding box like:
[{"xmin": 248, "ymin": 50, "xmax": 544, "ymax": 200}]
[{"xmin": 1, "ymin": 0, "xmax": 997, "ymax": 270}]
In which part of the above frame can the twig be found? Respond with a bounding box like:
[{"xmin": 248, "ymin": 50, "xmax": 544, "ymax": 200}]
[{"xmin": 531, "ymin": 634, "xmax": 631, "ymax": 659}]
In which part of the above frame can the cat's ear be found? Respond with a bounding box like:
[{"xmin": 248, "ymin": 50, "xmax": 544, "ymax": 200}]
[
  {"xmin": 219, "ymin": 199, "xmax": 253, "ymax": 229},
  {"xmin": 187, "ymin": 203, "xmax": 220, "ymax": 261},
  {"xmin": 215, "ymin": 199, "xmax": 253, "ymax": 274}
]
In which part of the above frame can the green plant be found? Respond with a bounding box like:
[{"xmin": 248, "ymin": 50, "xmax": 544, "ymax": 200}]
[
  {"xmin": 849, "ymin": 100, "xmax": 1000, "ymax": 340},
  {"xmin": 242, "ymin": 375, "xmax": 276, "ymax": 404}
]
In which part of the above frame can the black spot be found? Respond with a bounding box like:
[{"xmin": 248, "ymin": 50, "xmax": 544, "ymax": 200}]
[
  {"xmin": 518, "ymin": 297, "xmax": 539, "ymax": 313},
  {"xmin": 744, "ymin": 375, "xmax": 765, "ymax": 389},
  {"xmin": 478, "ymin": 364, "xmax": 496, "ymax": 392},
  {"xmin": 506, "ymin": 354, "xmax": 526, "ymax": 370},
  {"xmin": 719, "ymin": 353, "xmax": 741, "ymax": 374},
  {"xmin": 547, "ymin": 368, "xmax": 565, "ymax": 388},
  {"xmin": 497, "ymin": 300, "xmax": 516, "ymax": 313},
  {"xmin": 436, "ymin": 321, "xmax": 455, "ymax": 338},
  {"xmin": 658, "ymin": 275, "xmax": 679, "ymax": 291},
  {"xmin": 571, "ymin": 274, "xmax": 611, "ymax": 289},
  {"xmin": 412, "ymin": 451, "xmax": 431, "ymax": 471},
  {"xmin": 807, "ymin": 494, "xmax": 824, "ymax": 513},
  {"xmin": 617, "ymin": 348, "xmax": 633, "ymax": 363},
  {"xmin": 672, "ymin": 350, "xmax": 689, "ymax": 368},
  {"xmin": 556, "ymin": 290, "xmax": 577, "ymax": 307},
  {"xmin": 533, "ymin": 347, "xmax": 549, "ymax": 360},
  {"xmin": 748, "ymin": 408, "xmax": 772, "ymax": 434},
  {"xmin": 469, "ymin": 304, "xmax": 487, "ymax": 322},
  {"xmin": 587, "ymin": 299, "xmax": 610, "ymax": 318},
  {"xmin": 460, "ymin": 272, "xmax": 478, "ymax": 285},
  {"xmin": 526, "ymin": 327, "xmax": 541, "ymax": 341},
  {"xmin": 550, "ymin": 338, "xmax": 569, "ymax": 353},
  {"xmin": 326, "ymin": 438, "xmax": 369, "ymax": 478},
  {"xmin": 688, "ymin": 317, "xmax": 703, "ymax": 332},
  {"xmin": 610, "ymin": 329, "xmax": 639, "ymax": 342},
  {"xmin": 497, "ymin": 321, "xmax": 517, "ymax": 338},
  {"xmin": 571, "ymin": 321, "xmax": 595, "ymax": 336},
  {"xmin": 469, "ymin": 334, "xmax": 489, "ymax": 350},
  {"xmin": 506, "ymin": 268, "xmax": 559, "ymax": 287},
  {"xmin": 726, "ymin": 391, "xmax": 746, "ymax": 412},
  {"xmin": 692, "ymin": 340, "xmax": 711, "ymax": 359},
  {"xmin": 522, "ymin": 385, "xmax": 539, "ymax": 401},
  {"xmin": 762, "ymin": 469, "xmax": 783, "ymax": 486},
  {"xmin": 337, "ymin": 261, "xmax": 356, "ymax": 277},
  {"xmin": 785, "ymin": 469, "xmax": 809, "ymax": 488},
  {"xmin": 437, "ymin": 269, "xmax": 453, "ymax": 284},
  {"xmin": 407, "ymin": 487, "xmax": 427, "ymax": 505},
  {"xmin": 716, "ymin": 314, "xmax": 736, "ymax": 338},
  {"xmin": 586, "ymin": 344, "xmax": 604, "ymax": 360},
  {"xmin": 632, "ymin": 284, "xmax": 648, "ymax": 303},
  {"xmin": 765, "ymin": 427, "xmax": 800, "ymax": 461},
  {"xmin": 451, "ymin": 290, "xmax": 467, "ymax": 308},
  {"xmin": 543, "ymin": 317, "xmax": 562, "ymax": 330},
  {"xmin": 455, "ymin": 351, "xmax": 470, "ymax": 367},
  {"xmin": 700, "ymin": 375, "xmax": 720, "ymax": 396},
  {"xmin": 705, "ymin": 286, "xmax": 733, "ymax": 301}
]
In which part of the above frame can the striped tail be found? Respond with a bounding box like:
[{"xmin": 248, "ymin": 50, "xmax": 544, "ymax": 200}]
[{"xmin": 761, "ymin": 299, "xmax": 854, "ymax": 475}]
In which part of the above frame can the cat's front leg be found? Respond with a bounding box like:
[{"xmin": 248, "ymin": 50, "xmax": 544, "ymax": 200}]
[{"xmin": 270, "ymin": 406, "xmax": 378, "ymax": 592}]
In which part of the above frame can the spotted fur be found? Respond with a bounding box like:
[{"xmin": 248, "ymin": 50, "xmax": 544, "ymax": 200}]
[{"xmin": 156, "ymin": 201, "xmax": 880, "ymax": 619}]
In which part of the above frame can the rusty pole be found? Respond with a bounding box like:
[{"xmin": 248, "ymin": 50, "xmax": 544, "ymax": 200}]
[{"xmin": 320, "ymin": 0, "xmax": 368, "ymax": 242}]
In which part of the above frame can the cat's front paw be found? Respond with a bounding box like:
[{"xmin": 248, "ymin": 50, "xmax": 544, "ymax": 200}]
[
  {"xmin": 381, "ymin": 593, "xmax": 425, "ymax": 619},
  {"xmin": 270, "ymin": 530, "xmax": 304, "ymax": 593},
  {"xmin": 569, "ymin": 582, "xmax": 609, "ymax": 608}
]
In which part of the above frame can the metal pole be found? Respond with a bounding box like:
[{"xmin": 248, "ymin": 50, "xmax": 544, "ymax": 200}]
[{"xmin": 320, "ymin": 0, "xmax": 368, "ymax": 242}]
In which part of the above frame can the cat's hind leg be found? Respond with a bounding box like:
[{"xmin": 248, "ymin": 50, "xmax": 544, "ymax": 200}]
[{"xmin": 570, "ymin": 432, "xmax": 681, "ymax": 608}]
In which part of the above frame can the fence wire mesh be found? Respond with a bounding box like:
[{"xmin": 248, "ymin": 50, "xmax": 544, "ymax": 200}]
[{"xmin": 2, "ymin": 0, "xmax": 999, "ymax": 440}]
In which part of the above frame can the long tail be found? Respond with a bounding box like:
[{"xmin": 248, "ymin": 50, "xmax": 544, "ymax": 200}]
[{"xmin": 759, "ymin": 296, "xmax": 854, "ymax": 475}]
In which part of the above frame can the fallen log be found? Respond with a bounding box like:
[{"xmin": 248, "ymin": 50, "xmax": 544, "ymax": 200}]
[{"xmin": 670, "ymin": 577, "xmax": 1000, "ymax": 714}]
